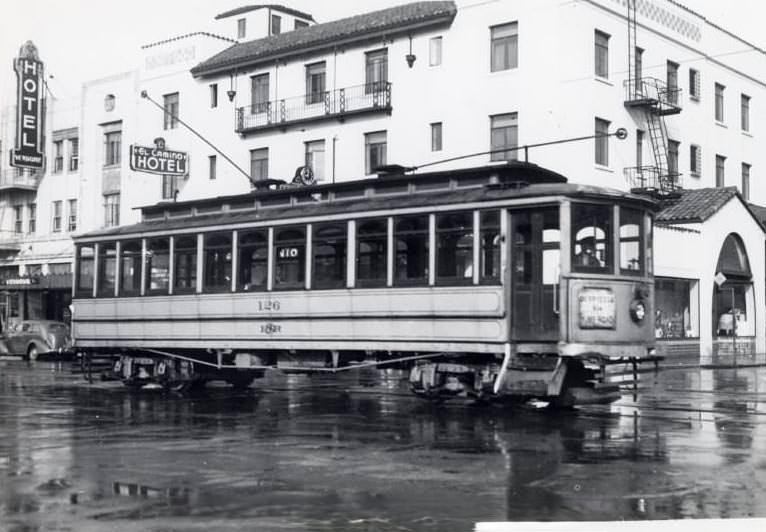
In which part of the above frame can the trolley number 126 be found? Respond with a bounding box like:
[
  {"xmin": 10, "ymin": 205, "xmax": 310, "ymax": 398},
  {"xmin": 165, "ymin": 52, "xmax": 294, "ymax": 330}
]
[{"xmin": 257, "ymin": 300, "xmax": 281, "ymax": 311}]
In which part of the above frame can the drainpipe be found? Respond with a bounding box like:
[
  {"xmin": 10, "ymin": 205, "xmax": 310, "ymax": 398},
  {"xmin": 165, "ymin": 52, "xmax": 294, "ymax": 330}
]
[{"xmin": 332, "ymin": 135, "xmax": 338, "ymax": 184}]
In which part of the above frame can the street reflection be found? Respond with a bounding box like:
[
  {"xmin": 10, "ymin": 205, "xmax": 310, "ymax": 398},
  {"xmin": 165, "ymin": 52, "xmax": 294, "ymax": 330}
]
[{"xmin": 0, "ymin": 362, "xmax": 765, "ymax": 530}]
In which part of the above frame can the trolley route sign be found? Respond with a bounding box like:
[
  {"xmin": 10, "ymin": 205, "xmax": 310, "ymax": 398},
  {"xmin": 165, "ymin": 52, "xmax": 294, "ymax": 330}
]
[{"xmin": 129, "ymin": 144, "xmax": 189, "ymax": 176}]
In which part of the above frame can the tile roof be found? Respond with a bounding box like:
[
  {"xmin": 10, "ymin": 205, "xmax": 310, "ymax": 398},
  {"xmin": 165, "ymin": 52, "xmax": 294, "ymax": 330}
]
[
  {"xmin": 656, "ymin": 187, "xmax": 738, "ymax": 223},
  {"xmin": 747, "ymin": 202, "xmax": 766, "ymax": 224},
  {"xmin": 192, "ymin": 1, "xmax": 457, "ymax": 77},
  {"xmin": 215, "ymin": 4, "xmax": 315, "ymax": 22}
]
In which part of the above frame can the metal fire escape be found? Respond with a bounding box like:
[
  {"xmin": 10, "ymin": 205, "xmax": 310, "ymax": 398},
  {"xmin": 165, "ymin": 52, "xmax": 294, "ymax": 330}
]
[{"xmin": 623, "ymin": 0, "xmax": 682, "ymax": 195}]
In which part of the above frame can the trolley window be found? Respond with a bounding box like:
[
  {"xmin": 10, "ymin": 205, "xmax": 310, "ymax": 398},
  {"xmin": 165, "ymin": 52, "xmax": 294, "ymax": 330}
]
[
  {"xmin": 619, "ymin": 207, "xmax": 644, "ymax": 275},
  {"xmin": 480, "ymin": 210, "xmax": 501, "ymax": 283},
  {"xmin": 274, "ymin": 226, "xmax": 305, "ymax": 290},
  {"xmin": 97, "ymin": 243, "xmax": 117, "ymax": 297},
  {"xmin": 313, "ymin": 223, "xmax": 347, "ymax": 289},
  {"xmin": 146, "ymin": 238, "xmax": 170, "ymax": 294},
  {"xmin": 203, "ymin": 233, "xmax": 232, "ymax": 293},
  {"xmin": 572, "ymin": 204, "xmax": 612, "ymax": 273},
  {"xmin": 75, "ymin": 245, "xmax": 95, "ymax": 297},
  {"xmin": 238, "ymin": 230, "xmax": 267, "ymax": 291},
  {"xmin": 174, "ymin": 235, "xmax": 198, "ymax": 293},
  {"xmin": 356, "ymin": 219, "xmax": 388, "ymax": 287},
  {"xmin": 395, "ymin": 215, "xmax": 429, "ymax": 285},
  {"xmin": 436, "ymin": 212, "xmax": 473, "ymax": 284},
  {"xmin": 119, "ymin": 240, "xmax": 142, "ymax": 296}
]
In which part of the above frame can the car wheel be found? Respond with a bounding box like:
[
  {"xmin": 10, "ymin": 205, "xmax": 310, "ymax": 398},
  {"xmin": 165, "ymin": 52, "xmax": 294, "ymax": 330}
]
[{"xmin": 28, "ymin": 345, "xmax": 39, "ymax": 361}]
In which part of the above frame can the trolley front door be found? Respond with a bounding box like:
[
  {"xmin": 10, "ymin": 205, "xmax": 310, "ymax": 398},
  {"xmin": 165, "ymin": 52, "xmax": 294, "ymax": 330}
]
[{"xmin": 510, "ymin": 207, "xmax": 560, "ymax": 341}]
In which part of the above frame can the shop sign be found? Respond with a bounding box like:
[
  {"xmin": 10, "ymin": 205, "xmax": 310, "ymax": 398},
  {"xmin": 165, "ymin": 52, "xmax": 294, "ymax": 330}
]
[
  {"xmin": 10, "ymin": 41, "xmax": 45, "ymax": 170},
  {"xmin": 0, "ymin": 277, "xmax": 39, "ymax": 286},
  {"xmin": 714, "ymin": 271, "xmax": 727, "ymax": 287},
  {"xmin": 129, "ymin": 139, "xmax": 189, "ymax": 177}
]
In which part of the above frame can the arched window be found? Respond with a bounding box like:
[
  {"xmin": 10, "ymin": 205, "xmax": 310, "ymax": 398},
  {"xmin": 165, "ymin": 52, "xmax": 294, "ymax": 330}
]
[
  {"xmin": 713, "ymin": 233, "xmax": 753, "ymax": 337},
  {"xmin": 572, "ymin": 203, "xmax": 611, "ymax": 272}
]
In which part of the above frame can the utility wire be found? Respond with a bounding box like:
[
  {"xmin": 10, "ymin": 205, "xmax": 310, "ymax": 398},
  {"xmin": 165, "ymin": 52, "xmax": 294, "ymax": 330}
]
[{"xmin": 140, "ymin": 91, "xmax": 256, "ymax": 187}]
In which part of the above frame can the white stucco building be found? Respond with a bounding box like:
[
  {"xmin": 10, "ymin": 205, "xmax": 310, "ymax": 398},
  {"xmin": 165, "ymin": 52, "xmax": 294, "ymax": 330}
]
[{"xmin": 1, "ymin": 0, "xmax": 764, "ymax": 359}]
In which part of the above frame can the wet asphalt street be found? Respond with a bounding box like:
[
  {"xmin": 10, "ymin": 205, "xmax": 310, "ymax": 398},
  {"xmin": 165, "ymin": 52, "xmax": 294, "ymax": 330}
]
[{"xmin": 1, "ymin": 360, "xmax": 766, "ymax": 532}]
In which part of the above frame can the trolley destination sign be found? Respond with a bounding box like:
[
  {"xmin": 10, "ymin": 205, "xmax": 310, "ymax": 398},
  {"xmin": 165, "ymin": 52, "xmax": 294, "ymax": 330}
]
[{"xmin": 129, "ymin": 144, "xmax": 189, "ymax": 176}]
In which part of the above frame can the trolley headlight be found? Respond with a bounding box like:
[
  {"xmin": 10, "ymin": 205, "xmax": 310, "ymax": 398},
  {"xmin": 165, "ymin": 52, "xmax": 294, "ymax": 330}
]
[{"xmin": 629, "ymin": 299, "xmax": 646, "ymax": 323}]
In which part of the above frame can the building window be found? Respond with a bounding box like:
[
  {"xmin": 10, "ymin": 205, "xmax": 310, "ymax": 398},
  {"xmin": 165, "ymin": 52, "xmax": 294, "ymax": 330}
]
[
  {"xmin": 251, "ymin": 73, "xmax": 269, "ymax": 113},
  {"xmin": 356, "ymin": 219, "xmax": 387, "ymax": 287},
  {"xmin": 238, "ymin": 230, "xmax": 268, "ymax": 291},
  {"xmin": 715, "ymin": 155, "xmax": 726, "ymax": 187},
  {"xmin": 51, "ymin": 201, "xmax": 62, "ymax": 232},
  {"xmin": 667, "ymin": 139, "xmax": 680, "ymax": 179},
  {"xmin": 120, "ymin": 241, "xmax": 142, "ymax": 296},
  {"xmin": 295, "ymin": 20, "xmax": 309, "ymax": 30},
  {"xmin": 690, "ymin": 144, "xmax": 701, "ymax": 176},
  {"xmin": 490, "ymin": 22, "xmax": 518, "ymax": 72},
  {"xmin": 636, "ymin": 130, "xmax": 644, "ymax": 167},
  {"xmin": 436, "ymin": 212, "xmax": 473, "ymax": 284},
  {"xmin": 13, "ymin": 205, "xmax": 22, "ymax": 234},
  {"xmin": 364, "ymin": 131, "xmax": 387, "ymax": 175},
  {"xmin": 146, "ymin": 238, "xmax": 170, "ymax": 294},
  {"xmin": 104, "ymin": 193, "xmax": 120, "ymax": 227},
  {"xmin": 237, "ymin": 18, "xmax": 246, "ymax": 39},
  {"xmin": 162, "ymin": 175, "xmax": 175, "ymax": 199},
  {"xmin": 429, "ymin": 36, "xmax": 442, "ymax": 66},
  {"xmin": 274, "ymin": 226, "xmax": 306, "ymax": 290},
  {"xmin": 250, "ymin": 148, "xmax": 268, "ymax": 181},
  {"xmin": 49, "ymin": 263, "xmax": 70, "ymax": 276},
  {"xmin": 203, "ymin": 233, "xmax": 233, "ymax": 293},
  {"xmin": 104, "ymin": 130, "xmax": 121, "ymax": 166},
  {"xmin": 27, "ymin": 203, "xmax": 36, "ymax": 234},
  {"xmin": 490, "ymin": 113, "xmax": 518, "ymax": 161},
  {"xmin": 53, "ymin": 140, "xmax": 63, "ymax": 173},
  {"xmin": 313, "ymin": 223, "xmax": 347, "ymax": 289},
  {"xmin": 271, "ymin": 14, "xmax": 281, "ymax": 35},
  {"xmin": 394, "ymin": 215, "xmax": 429, "ymax": 285},
  {"xmin": 689, "ymin": 69, "xmax": 700, "ymax": 100},
  {"xmin": 365, "ymin": 49, "xmax": 388, "ymax": 93},
  {"xmin": 634, "ymin": 47, "xmax": 643, "ymax": 92},
  {"xmin": 667, "ymin": 61, "xmax": 679, "ymax": 105},
  {"xmin": 595, "ymin": 117, "xmax": 610, "ymax": 166},
  {"xmin": 431, "ymin": 122, "xmax": 443, "ymax": 152},
  {"xmin": 163, "ymin": 92, "xmax": 179, "ymax": 130},
  {"xmin": 594, "ymin": 30, "xmax": 609, "ymax": 78},
  {"xmin": 208, "ymin": 155, "xmax": 217, "ymax": 180},
  {"xmin": 742, "ymin": 163, "xmax": 751, "ymax": 201},
  {"xmin": 305, "ymin": 140, "xmax": 325, "ymax": 182},
  {"xmin": 173, "ymin": 236, "xmax": 197, "ymax": 293},
  {"xmin": 741, "ymin": 94, "xmax": 750, "ymax": 132},
  {"xmin": 68, "ymin": 199, "xmax": 77, "ymax": 232},
  {"xmin": 69, "ymin": 138, "xmax": 79, "ymax": 171},
  {"xmin": 210, "ymin": 84, "xmax": 218, "ymax": 108},
  {"xmin": 715, "ymin": 83, "xmax": 725, "ymax": 122},
  {"xmin": 305, "ymin": 62, "xmax": 326, "ymax": 104}
]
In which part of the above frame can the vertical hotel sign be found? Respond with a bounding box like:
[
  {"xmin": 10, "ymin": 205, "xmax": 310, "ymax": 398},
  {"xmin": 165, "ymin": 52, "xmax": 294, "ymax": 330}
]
[{"xmin": 10, "ymin": 41, "xmax": 45, "ymax": 169}]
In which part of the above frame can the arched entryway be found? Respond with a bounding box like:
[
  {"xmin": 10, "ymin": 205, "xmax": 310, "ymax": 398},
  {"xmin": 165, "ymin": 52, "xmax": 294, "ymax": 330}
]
[{"xmin": 712, "ymin": 233, "xmax": 754, "ymax": 355}]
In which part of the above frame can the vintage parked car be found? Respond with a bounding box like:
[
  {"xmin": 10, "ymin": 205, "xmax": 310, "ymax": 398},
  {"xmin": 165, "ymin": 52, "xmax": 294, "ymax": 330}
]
[{"xmin": 1, "ymin": 320, "xmax": 73, "ymax": 360}]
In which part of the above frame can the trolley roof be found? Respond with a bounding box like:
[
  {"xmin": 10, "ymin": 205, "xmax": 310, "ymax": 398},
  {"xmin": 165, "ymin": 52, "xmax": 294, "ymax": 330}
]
[{"xmin": 76, "ymin": 162, "xmax": 657, "ymax": 241}]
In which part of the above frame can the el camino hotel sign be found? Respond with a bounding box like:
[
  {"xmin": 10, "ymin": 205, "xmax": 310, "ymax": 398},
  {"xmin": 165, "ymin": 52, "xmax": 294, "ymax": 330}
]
[{"xmin": 10, "ymin": 41, "xmax": 45, "ymax": 170}]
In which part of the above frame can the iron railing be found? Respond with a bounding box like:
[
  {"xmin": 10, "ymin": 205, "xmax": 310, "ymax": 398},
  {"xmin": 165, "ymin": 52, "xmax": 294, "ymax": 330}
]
[
  {"xmin": 236, "ymin": 82, "xmax": 392, "ymax": 133},
  {"xmin": 0, "ymin": 168, "xmax": 43, "ymax": 190},
  {"xmin": 624, "ymin": 166, "xmax": 682, "ymax": 194},
  {"xmin": 623, "ymin": 77, "xmax": 682, "ymax": 115}
]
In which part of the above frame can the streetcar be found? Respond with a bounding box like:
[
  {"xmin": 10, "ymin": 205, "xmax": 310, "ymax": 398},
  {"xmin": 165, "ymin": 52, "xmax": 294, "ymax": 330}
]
[{"xmin": 71, "ymin": 161, "xmax": 657, "ymax": 406}]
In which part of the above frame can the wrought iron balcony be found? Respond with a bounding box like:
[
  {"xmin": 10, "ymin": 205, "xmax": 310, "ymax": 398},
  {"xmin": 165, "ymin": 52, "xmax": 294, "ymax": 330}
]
[
  {"xmin": 624, "ymin": 166, "xmax": 682, "ymax": 195},
  {"xmin": 236, "ymin": 82, "xmax": 392, "ymax": 134},
  {"xmin": 0, "ymin": 168, "xmax": 42, "ymax": 192},
  {"xmin": 623, "ymin": 77, "xmax": 682, "ymax": 115}
]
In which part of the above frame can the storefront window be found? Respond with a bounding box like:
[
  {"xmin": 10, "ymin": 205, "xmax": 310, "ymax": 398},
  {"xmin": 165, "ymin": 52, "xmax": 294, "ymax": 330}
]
[
  {"xmin": 238, "ymin": 230, "xmax": 267, "ymax": 291},
  {"xmin": 146, "ymin": 238, "xmax": 170, "ymax": 294},
  {"xmin": 655, "ymin": 277, "xmax": 697, "ymax": 339},
  {"xmin": 572, "ymin": 203, "xmax": 611, "ymax": 272}
]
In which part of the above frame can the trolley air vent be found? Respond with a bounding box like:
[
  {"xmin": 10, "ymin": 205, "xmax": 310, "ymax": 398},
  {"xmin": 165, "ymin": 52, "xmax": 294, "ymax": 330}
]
[{"xmin": 486, "ymin": 181, "xmax": 529, "ymax": 191}]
